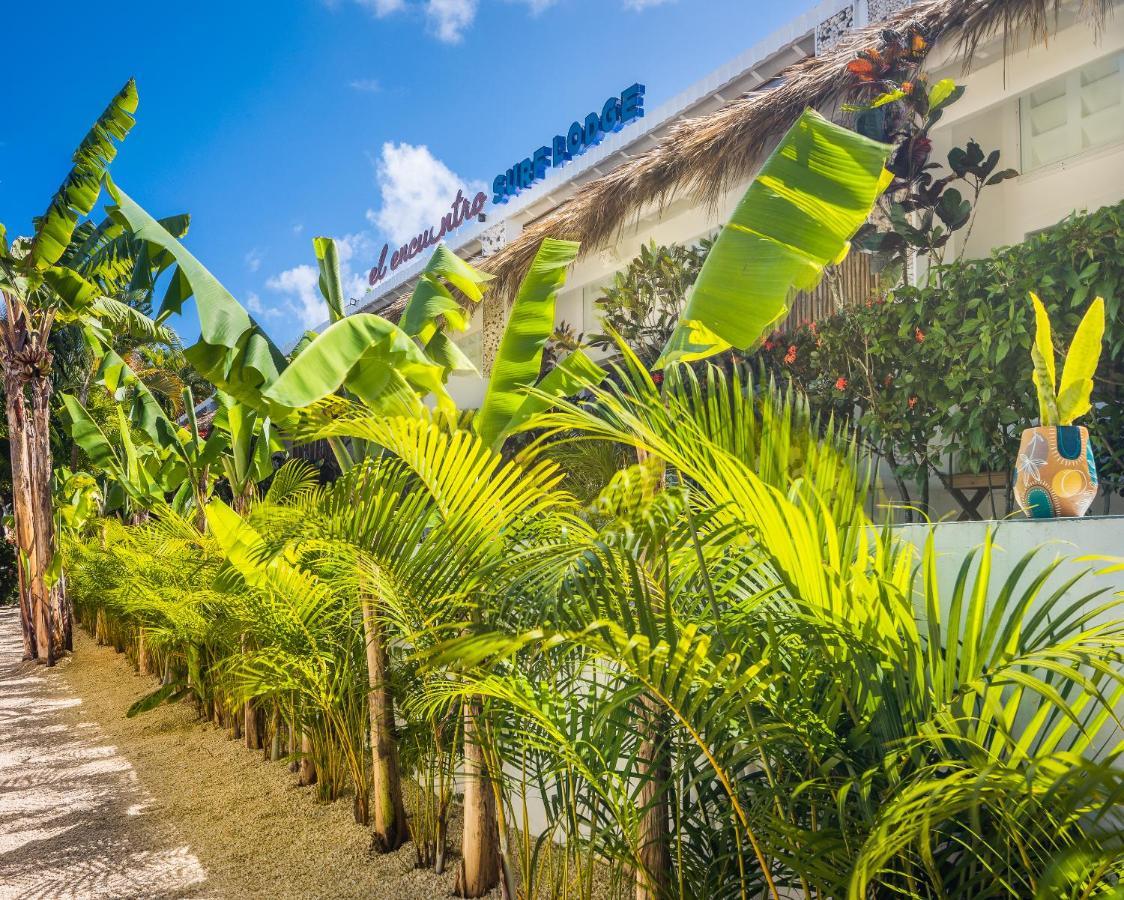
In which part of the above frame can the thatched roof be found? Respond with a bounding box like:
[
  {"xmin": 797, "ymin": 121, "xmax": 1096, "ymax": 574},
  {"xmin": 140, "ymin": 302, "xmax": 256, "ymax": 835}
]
[{"xmin": 464, "ymin": 0, "xmax": 1106, "ymax": 300}]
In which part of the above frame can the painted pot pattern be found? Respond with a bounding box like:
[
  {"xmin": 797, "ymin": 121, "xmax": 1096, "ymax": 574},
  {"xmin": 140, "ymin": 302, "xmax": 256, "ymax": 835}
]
[{"xmin": 1014, "ymin": 425, "xmax": 1098, "ymax": 519}]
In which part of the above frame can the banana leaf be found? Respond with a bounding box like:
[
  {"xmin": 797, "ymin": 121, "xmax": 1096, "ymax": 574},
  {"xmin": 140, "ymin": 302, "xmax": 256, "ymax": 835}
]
[
  {"xmin": 106, "ymin": 179, "xmax": 286, "ymax": 409},
  {"xmin": 658, "ymin": 109, "xmax": 892, "ymax": 366},
  {"xmin": 475, "ymin": 238, "xmax": 581, "ymax": 449},
  {"xmin": 261, "ymin": 313, "xmax": 454, "ymax": 417},
  {"xmin": 30, "ymin": 80, "xmax": 138, "ymax": 269},
  {"xmin": 314, "ymin": 237, "xmax": 346, "ymax": 325}
]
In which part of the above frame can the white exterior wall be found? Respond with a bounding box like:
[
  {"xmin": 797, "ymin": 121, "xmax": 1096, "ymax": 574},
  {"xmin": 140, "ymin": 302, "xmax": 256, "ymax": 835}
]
[
  {"xmin": 435, "ymin": 4, "xmax": 1124, "ymax": 522},
  {"xmin": 926, "ymin": 8, "xmax": 1124, "ymax": 259}
]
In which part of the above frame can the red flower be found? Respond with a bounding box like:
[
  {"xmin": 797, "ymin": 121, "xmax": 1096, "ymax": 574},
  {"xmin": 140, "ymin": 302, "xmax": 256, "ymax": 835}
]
[
  {"xmin": 884, "ymin": 374, "xmax": 894, "ymax": 387},
  {"xmin": 915, "ymin": 327, "xmax": 925, "ymax": 343},
  {"xmin": 908, "ymin": 395, "xmax": 918, "ymax": 409},
  {"xmin": 763, "ymin": 340, "xmax": 775, "ymax": 351},
  {"xmin": 901, "ymin": 81, "xmax": 914, "ymax": 94},
  {"xmin": 651, "ymin": 372, "xmax": 664, "ymax": 385},
  {"xmin": 834, "ymin": 377, "xmax": 848, "ymax": 391},
  {"xmin": 784, "ymin": 345, "xmax": 798, "ymax": 365}
]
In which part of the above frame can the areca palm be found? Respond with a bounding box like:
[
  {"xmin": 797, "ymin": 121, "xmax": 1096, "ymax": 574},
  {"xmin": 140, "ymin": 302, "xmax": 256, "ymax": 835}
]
[{"xmin": 432, "ymin": 352, "xmax": 1124, "ymax": 898}]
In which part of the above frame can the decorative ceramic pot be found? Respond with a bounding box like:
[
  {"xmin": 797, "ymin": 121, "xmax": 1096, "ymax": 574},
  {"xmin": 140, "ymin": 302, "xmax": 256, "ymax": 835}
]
[{"xmin": 1013, "ymin": 425, "xmax": 1098, "ymax": 518}]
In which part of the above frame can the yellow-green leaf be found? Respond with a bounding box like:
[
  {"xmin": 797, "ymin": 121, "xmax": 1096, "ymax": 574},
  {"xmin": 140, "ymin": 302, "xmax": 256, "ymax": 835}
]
[
  {"xmin": 1056, "ymin": 296, "xmax": 1104, "ymax": 425},
  {"xmin": 1029, "ymin": 292, "xmax": 1057, "ymax": 424},
  {"xmin": 658, "ymin": 110, "xmax": 892, "ymax": 367}
]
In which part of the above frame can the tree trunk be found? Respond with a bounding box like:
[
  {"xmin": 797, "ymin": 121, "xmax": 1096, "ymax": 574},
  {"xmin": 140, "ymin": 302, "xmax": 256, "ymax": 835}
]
[
  {"xmin": 5, "ymin": 367, "xmax": 66, "ymax": 664},
  {"xmin": 298, "ymin": 732, "xmax": 317, "ymax": 786},
  {"xmin": 137, "ymin": 628, "xmax": 152, "ymax": 675},
  {"xmin": 362, "ymin": 594, "xmax": 409, "ymax": 852},
  {"xmin": 244, "ymin": 700, "xmax": 261, "ymax": 751},
  {"xmin": 28, "ymin": 373, "xmax": 66, "ymax": 661},
  {"xmin": 635, "ymin": 694, "xmax": 672, "ymax": 900},
  {"xmin": 455, "ymin": 697, "xmax": 501, "ymax": 898},
  {"xmin": 4, "ymin": 370, "xmax": 37, "ymax": 660}
]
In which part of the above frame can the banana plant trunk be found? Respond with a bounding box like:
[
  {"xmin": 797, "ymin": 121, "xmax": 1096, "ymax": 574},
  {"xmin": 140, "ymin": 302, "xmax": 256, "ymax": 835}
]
[
  {"xmin": 3, "ymin": 358, "xmax": 68, "ymax": 663},
  {"xmin": 455, "ymin": 697, "xmax": 502, "ymax": 897},
  {"xmin": 361, "ymin": 594, "xmax": 409, "ymax": 850}
]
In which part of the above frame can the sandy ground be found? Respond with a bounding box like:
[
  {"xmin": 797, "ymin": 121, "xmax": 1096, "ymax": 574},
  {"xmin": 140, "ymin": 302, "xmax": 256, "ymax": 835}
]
[{"xmin": 0, "ymin": 607, "xmax": 466, "ymax": 899}]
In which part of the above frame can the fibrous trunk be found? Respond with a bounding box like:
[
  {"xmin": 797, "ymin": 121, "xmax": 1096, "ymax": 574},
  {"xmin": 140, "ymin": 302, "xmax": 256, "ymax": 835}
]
[
  {"xmin": 362, "ymin": 594, "xmax": 409, "ymax": 851},
  {"xmin": 4, "ymin": 365, "xmax": 67, "ymax": 664},
  {"xmin": 298, "ymin": 731, "xmax": 317, "ymax": 786},
  {"xmin": 455, "ymin": 697, "xmax": 501, "ymax": 897}
]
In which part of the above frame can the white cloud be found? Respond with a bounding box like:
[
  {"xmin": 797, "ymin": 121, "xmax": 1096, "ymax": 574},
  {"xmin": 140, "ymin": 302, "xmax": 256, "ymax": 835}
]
[
  {"xmin": 425, "ymin": 0, "xmax": 477, "ymax": 41},
  {"xmin": 246, "ymin": 291, "xmax": 281, "ymax": 320},
  {"xmin": 292, "ymin": 223, "xmax": 304, "ymax": 235},
  {"xmin": 244, "ymin": 247, "xmax": 264, "ymax": 273},
  {"xmin": 345, "ymin": 0, "xmax": 556, "ymax": 42},
  {"xmin": 348, "ymin": 78, "xmax": 383, "ymax": 93},
  {"xmin": 266, "ymin": 264, "xmax": 324, "ymax": 330},
  {"xmin": 333, "ymin": 231, "xmax": 378, "ymax": 300},
  {"xmin": 368, "ymin": 142, "xmax": 486, "ymax": 245},
  {"xmin": 264, "ymin": 231, "xmax": 374, "ymax": 330},
  {"xmin": 353, "ymin": 0, "xmax": 406, "ymax": 14}
]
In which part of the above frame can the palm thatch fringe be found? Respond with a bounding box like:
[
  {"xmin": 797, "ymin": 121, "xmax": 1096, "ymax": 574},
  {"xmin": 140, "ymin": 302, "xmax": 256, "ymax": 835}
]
[{"xmin": 427, "ymin": 0, "xmax": 1105, "ymax": 306}]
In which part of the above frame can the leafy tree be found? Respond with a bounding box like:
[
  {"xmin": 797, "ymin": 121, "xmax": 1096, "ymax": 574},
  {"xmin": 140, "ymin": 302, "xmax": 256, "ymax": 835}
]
[
  {"xmin": 763, "ymin": 200, "xmax": 1124, "ymax": 517},
  {"xmin": 586, "ymin": 240, "xmax": 711, "ymax": 367},
  {"xmin": 0, "ymin": 80, "xmax": 171, "ymax": 662}
]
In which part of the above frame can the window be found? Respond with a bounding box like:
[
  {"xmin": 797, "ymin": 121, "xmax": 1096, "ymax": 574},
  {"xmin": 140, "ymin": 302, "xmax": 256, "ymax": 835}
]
[{"xmin": 1020, "ymin": 52, "xmax": 1124, "ymax": 172}]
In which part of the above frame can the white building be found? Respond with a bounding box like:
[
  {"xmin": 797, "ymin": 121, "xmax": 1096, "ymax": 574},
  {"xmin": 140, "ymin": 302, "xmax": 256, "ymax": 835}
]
[{"xmin": 334, "ymin": 0, "xmax": 1124, "ymax": 515}]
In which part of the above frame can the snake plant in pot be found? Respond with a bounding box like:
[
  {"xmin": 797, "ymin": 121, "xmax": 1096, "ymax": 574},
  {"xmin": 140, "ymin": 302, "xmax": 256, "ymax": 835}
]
[{"xmin": 1014, "ymin": 292, "xmax": 1105, "ymax": 518}]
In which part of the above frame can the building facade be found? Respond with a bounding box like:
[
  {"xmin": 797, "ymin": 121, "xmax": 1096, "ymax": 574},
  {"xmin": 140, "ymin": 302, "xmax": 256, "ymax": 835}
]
[{"xmin": 336, "ymin": 0, "xmax": 1124, "ymax": 514}]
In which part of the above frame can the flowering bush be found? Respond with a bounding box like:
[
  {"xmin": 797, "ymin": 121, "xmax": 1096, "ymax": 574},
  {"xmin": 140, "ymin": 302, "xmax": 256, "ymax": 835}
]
[{"xmin": 759, "ymin": 200, "xmax": 1124, "ymax": 515}]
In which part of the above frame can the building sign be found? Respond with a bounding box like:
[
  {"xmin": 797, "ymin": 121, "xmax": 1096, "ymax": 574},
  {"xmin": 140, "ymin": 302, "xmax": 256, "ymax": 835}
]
[
  {"xmin": 368, "ymin": 189, "xmax": 487, "ymax": 286},
  {"xmin": 491, "ymin": 84, "xmax": 646, "ymax": 205},
  {"xmin": 366, "ymin": 83, "xmax": 645, "ymax": 289}
]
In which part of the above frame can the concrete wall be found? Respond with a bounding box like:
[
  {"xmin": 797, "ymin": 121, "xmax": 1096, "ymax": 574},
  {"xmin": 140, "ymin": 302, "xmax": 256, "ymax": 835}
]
[{"xmin": 896, "ymin": 515, "xmax": 1124, "ymax": 612}]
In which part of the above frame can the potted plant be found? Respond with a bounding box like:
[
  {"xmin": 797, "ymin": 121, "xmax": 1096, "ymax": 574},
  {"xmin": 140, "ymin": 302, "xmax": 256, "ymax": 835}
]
[{"xmin": 1014, "ymin": 292, "xmax": 1105, "ymax": 518}]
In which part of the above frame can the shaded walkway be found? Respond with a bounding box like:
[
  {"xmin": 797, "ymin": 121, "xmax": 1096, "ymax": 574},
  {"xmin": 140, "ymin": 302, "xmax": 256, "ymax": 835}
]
[
  {"xmin": 0, "ymin": 607, "xmax": 462, "ymax": 899},
  {"xmin": 0, "ymin": 607, "xmax": 208, "ymax": 899}
]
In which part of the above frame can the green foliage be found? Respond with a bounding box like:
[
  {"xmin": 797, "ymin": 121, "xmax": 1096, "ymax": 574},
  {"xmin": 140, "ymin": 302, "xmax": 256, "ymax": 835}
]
[
  {"xmin": 764, "ymin": 201, "xmax": 1124, "ymax": 507},
  {"xmin": 850, "ymin": 60, "xmax": 1016, "ymax": 280},
  {"xmin": 586, "ymin": 240, "xmax": 711, "ymax": 367},
  {"xmin": 660, "ymin": 109, "xmax": 893, "ymax": 366},
  {"xmin": 30, "ymin": 80, "xmax": 139, "ymax": 269}
]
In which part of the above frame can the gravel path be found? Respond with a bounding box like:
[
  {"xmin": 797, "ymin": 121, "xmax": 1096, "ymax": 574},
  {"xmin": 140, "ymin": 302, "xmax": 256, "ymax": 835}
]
[
  {"xmin": 0, "ymin": 607, "xmax": 463, "ymax": 899},
  {"xmin": 0, "ymin": 607, "xmax": 207, "ymax": 899}
]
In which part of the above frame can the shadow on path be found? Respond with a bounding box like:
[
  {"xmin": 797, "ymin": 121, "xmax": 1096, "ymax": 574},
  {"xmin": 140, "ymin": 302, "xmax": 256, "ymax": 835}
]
[{"xmin": 0, "ymin": 607, "xmax": 209, "ymax": 900}]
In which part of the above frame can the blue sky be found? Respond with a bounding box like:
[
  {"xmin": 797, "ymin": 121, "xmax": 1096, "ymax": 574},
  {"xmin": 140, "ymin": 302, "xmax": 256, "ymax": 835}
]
[{"xmin": 1, "ymin": 0, "xmax": 799, "ymax": 347}]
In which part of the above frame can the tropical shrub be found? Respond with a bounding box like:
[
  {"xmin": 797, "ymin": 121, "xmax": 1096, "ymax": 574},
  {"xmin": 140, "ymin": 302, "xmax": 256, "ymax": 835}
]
[{"xmin": 764, "ymin": 201, "xmax": 1124, "ymax": 514}]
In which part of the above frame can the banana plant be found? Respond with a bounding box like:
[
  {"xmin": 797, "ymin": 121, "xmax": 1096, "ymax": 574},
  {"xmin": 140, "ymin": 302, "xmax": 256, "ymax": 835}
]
[
  {"xmin": 0, "ymin": 78, "xmax": 177, "ymax": 662},
  {"xmin": 212, "ymin": 392, "xmax": 284, "ymax": 513},
  {"xmin": 658, "ymin": 109, "xmax": 893, "ymax": 366},
  {"xmin": 60, "ymin": 395, "xmax": 185, "ymax": 517}
]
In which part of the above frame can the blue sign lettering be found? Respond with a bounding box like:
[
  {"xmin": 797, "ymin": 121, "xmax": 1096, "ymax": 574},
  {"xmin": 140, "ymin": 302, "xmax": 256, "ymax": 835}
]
[{"xmin": 492, "ymin": 84, "xmax": 645, "ymax": 205}]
